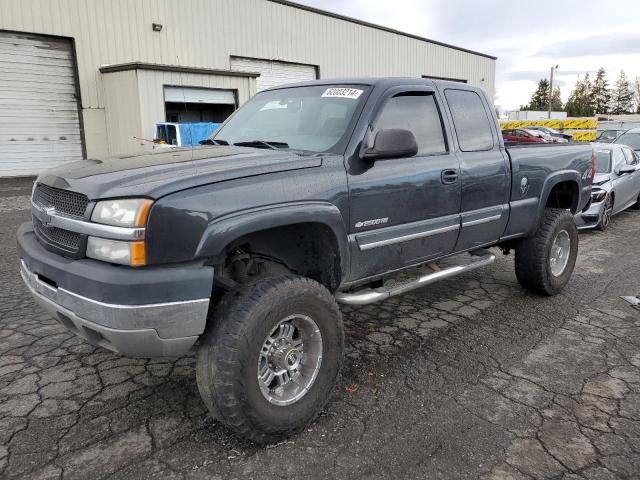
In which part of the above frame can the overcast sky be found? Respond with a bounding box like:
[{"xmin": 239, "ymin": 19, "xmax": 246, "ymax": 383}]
[{"xmin": 295, "ymin": 0, "xmax": 640, "ymax": 111}]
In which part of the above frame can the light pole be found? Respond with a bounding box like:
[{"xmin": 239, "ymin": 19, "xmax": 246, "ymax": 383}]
[{"xmin": 548, "ymin": 65, "xmax": 558, "ymax": 119}]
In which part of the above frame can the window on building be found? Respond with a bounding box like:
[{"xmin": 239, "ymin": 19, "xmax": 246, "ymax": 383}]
[
  {"xmin": 445, "ymin": 89, "xmax": 494, "ymax": 151},
  {"xmin": 373, "ymin": 93, "xmax": 447, "ymax": 155}
]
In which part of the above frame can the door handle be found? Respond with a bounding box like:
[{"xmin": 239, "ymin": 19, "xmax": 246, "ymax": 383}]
[{"xmin": 441, "ymin": 169, "xmax": 459, "ymax": 184}]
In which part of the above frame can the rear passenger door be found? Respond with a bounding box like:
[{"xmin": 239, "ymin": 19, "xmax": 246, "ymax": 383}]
[{"xmin": 441, "ymin": 88, "xmax": 509, "ymax": 251}]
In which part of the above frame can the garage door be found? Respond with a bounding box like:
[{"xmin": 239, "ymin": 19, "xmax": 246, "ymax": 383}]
[
  {"xmin": 230, "ymin": 57, "xmax": 317, "ymax": 92},
  {"xmin": 0, "ymin": 32, "xmax": 83, "ymax": 177},
  {"xmin": 164, "ymin": 86, "xmax": 236, "ymax": 105}
]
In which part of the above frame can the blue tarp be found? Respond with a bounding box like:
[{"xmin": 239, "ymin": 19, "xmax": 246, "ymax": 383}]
[{"xmin": 177, "ymin": 122, "xmax": 220, "ymax": 146}]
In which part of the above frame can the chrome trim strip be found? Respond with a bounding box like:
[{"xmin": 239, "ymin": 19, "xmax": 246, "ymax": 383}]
[
  {"xmin": 336, "ymin": 252, "xmax": 496, "ymax": 305},
  {"xmin": 461, "ymin": 214, "xmax": 503, "ymax": 228},
  {"xmin": 59, "ymin": 284, "xmax": 210, "ymax": 310},
  {"xmin": 358, "ymin": 224, "xmax": 459, "ymax": 251},
  {"xmin": 32, "ymin": 201, "xmax": 145, "ymax": 241},
  {"xmin": 19, "ymin": 260, "xmax": 210, "ymax": 341},
  {"xmin": 21, "ymin": 260, "xmax": 207, "ymax": 310}
]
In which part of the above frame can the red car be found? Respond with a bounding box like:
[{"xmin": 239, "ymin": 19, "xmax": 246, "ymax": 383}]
[{"xmin": 502, "ymin": 128, "xmax": 546, "ymax": 143}]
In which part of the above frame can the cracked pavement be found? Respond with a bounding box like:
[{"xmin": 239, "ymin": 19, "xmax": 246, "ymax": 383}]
[{"xmin": 2, "ymin": 180, "xmax": 640, "ymax": 479}]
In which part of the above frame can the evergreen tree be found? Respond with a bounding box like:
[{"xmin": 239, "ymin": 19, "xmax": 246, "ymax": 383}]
[
  {"xmin": 633, "ymin": 77, "xmax": 640, "ymax": 114},
  {"xmin": 582, "ymin": 73, "xmax": 595, "ymax": 114},
  {"xmin": 565, "ymin": 75, "xmax": 594, "ymax": 117},
  {"xmin": 522, "ymin": 79, "xmax": 550, "ymax": 111},
  {"xmin": 610, "ymin": 70, "xmax": 634, "ymax": 114},
  {"xmin": 591, "ymin": 68, "xmax": 610, "ymax": 114},
  {"xmin": 551, "ymin": 86, "xmax": 563, "ymax": 111}
]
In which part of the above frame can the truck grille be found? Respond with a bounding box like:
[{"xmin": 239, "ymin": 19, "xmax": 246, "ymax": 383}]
[
  {"xmin": 33, "ymin": 183, "xmax": 89, "ymax": 218},
  {"xmin": 33, "ymin": 217, "xmax": 82, "ymax": 254}
]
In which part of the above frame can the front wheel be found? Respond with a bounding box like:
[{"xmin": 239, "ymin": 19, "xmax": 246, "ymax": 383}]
[
  {"xmin": 514, "ymin": 208, "xmax": 578, "ymax": 295},
  {"xmin": 596, "ymin": 195, "xmax": 613, "ymax": 231},
  {"xmin": 196, "ymin": 274, "xmax": 344, "ymax": 443}
]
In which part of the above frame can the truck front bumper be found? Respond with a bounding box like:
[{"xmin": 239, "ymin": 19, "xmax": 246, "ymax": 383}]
[{"xmin": 17, "ymin": 223, "xmax": 213, "ymax": 357}]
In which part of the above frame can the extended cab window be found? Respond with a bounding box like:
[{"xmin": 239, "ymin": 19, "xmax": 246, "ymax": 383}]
[
  {"xmin": 373, "ymin": 93, "xmax": 447, "ymax": 155},
  {"xmin": 445, "ymin": 89, "xmax": 494, "ymax": 151}
]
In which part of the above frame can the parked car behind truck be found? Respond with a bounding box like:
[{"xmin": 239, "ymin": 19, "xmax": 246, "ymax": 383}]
[
  {"xmin": 576, "ymin": 143, "xmax": 640, "ymax": 230},
  {"xmin": 526, "ymin": 126, "xmax": 572, "ymax": 142},
  {"xmin": 18, "ymin": 78, "xmax": 594, "ymax": 443},
  {"xmin": 501, "ymin": 128, "xmax": 546, "ymax": 143}
]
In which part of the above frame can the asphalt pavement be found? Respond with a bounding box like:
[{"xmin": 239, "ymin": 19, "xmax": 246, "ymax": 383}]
[{"xmin": 1, "ymin": 182, "xmax": 640, "ymax": 479}]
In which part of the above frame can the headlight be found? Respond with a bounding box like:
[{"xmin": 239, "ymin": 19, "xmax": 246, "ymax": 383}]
[
  {"xmin": 91, "ymin": 198, "xmax": 153, "ymax": 227},
  {"xmin": 591, "ymin": 189, "xmax": 607, "ymax": 202},
  {"xmin": 86, "ymin": 237, "xmax": 146, "ymax": 267}
]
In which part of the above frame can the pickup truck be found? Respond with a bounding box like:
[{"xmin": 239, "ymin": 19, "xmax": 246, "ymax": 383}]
[{"xmin": 17, "ymin": 78, "xmax": 595, "ymax": 443}]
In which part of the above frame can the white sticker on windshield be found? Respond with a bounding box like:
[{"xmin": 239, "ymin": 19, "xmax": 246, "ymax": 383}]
[{"xmin": 321, "ymin": 87, "xmax": 363, "ymax": 99}]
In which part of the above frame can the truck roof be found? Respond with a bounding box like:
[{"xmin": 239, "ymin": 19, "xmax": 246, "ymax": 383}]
[{"xmin": 263, "ymin": 77, "xmax": 484, "ymax": 94}]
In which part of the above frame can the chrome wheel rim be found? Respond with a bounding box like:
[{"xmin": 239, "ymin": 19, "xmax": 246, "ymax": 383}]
[
  {"xmin": 550, "ymin": 229, "xmax": 571, "ymax": 277},
  {"xmin": 257, "ymin": 314, "xmax": 323, "ymax": 406}
]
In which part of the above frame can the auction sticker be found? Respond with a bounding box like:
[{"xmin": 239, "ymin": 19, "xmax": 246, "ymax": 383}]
[{"xmin": 321, "ymin": 87, "xmax": 363, "ymax": 99}]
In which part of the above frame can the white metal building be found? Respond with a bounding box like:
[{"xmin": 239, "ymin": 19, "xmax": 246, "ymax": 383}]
[{"xmin": 0, "ymin": 0, "xmax": 496, "ymax": 177}]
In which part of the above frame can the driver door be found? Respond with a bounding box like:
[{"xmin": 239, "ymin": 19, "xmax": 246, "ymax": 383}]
[{"xmin": 346, "ymin": 88, "xmax": 461, "ymax": 281}]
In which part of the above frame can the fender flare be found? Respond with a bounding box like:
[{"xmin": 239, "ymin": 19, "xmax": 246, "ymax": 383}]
[
  {"xmin": 536, "ymin": 170, "xmax": 582, "ymax": 221},
  {"xmin": 195, "ymin": 201, "xmax": 350, "ymax": 280}
]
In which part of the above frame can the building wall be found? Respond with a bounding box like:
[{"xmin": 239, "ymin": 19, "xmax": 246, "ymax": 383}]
[
  {"xmin": 0, "ymin": 0, "xmax": 496, "ymax": 157},
  {"xmin": 102, "ymin": 68, "xmax": 256, "ymax": 155},
  {"xmin": 102, "ymin": 70, "xmax": 143, "ymax": 156}
]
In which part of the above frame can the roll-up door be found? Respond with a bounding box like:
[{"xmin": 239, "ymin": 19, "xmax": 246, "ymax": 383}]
[
  {"xmin": 0, "ymin": 31, "xmax": 83, "ymax": 177},
  {"xmin": 230, "ymin": 57, "xmax": 317, "ymax": 92}
]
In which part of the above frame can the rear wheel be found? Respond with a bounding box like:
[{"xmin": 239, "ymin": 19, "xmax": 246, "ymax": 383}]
[
  {"xmin": 196, "ymin": 274, "xmax": 343, "ymax": 443},
  {"xmin": 596, "ymin": 195, "xmax": 613, "ymax": 230},
  {"xmin": 514, "ymin": 208, "xmax": 578, "ymax": 295}
]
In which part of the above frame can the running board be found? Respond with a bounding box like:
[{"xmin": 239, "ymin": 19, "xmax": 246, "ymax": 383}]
[{"xmin": 335, "ymin": 252, "xmax": 496, "ymax": 306}]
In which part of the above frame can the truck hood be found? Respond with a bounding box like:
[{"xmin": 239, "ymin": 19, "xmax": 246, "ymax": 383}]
[{"xmin": 37, "ymin": 146, "xmax": 323, "ymax": 200}]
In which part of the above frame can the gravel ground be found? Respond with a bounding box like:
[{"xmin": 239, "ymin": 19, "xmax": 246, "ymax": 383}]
[{"xmin": 1, "ymin": 184, "xmax": 640, "ymax": 479}]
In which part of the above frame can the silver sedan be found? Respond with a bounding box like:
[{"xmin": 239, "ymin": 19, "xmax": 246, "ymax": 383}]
[{"xmin": 576, "ymin": 143, "xmax": 640, "ymax": 230}]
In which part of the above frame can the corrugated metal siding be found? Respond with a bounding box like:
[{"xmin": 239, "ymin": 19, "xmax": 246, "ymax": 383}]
[
  {"xmin": 0, "ymin": 0, "xmax": 496, "ymax": 157},
  {"xmin": 230, "ymin": 57, "xmax": 317, "ymax": 92},
  {"xmin": 101, "ymin": 69, "xmax": 142, "ymax": 156},
  {"xmin": 0, "ymin": 31, "xmax": 82, "ymax": 176}
]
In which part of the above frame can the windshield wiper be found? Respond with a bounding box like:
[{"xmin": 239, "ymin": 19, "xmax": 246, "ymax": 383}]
[
  {"xmin": 199, "ymin": 138, "xmax": 229, "ymax": 146},
  {"xmin": 233, "ymin": 140, "xmax": 289, "ymax": 150}
]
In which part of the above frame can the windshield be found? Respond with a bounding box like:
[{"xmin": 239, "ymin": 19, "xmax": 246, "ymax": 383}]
[
  {"xmin": 615, "ymin": 132, "xmax": 640, "ymax": 151},
  {"xmin": 594, "ymin": 150, "xmax": 612, "ymax": 173},
  {"xmin": 211, "ymin": 85, "xmax": 370, "ymax": 154}
]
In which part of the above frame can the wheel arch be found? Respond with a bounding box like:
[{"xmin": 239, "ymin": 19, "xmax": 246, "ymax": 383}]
[
  {"xmin": 539, "ymin": 171, "xmax": 582, "ymax": 220},
  {"xmin": 195, "ymin": 202, "xmax": 349, "ymax": 291}
]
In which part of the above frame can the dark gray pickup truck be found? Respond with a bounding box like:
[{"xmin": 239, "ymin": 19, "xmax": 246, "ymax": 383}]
[{"xmin": 17, "ymin": 78, "xmax": 594, "ymax": 442}]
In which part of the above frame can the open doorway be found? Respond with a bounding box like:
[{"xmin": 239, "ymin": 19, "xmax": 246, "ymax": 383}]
[
  {"xmin": 164, "ymin": 86, "xmax": 237, "ymax": 123},
  {"xmin": 165, "ymin": 102, "xmax": 235, "ymax": 123}
]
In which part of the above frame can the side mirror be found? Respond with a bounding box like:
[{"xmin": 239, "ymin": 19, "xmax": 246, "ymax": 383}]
[
  {"xmin": 618, "ymin": 166, "xmax": 636, "ymax": 175},
  {"xmin": 363, "ymin": 129, "xmax": 418, "ymax": 160}
]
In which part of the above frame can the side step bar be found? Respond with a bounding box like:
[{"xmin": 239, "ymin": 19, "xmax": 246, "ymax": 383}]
[{"xmin": 335, "ymin": 252, "xmax": 496, "ymax": 306}]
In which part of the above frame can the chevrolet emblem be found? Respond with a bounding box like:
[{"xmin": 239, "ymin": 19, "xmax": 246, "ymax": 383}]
[{"xmin": 38, "ymin": 207, "xmax": 56, "ymax": 227}]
